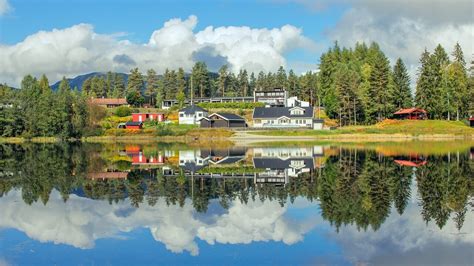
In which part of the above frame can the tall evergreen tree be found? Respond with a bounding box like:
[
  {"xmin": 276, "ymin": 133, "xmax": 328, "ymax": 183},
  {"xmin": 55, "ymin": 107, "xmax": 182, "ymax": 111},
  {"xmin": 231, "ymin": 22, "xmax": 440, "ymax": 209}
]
[
  {"xmin": 238, "ymin": 69, "xmax": 249, "ymax": 96},
  {"xmin": 127, "ymin": 68, "xmax": 144, "ymax": 94},
  {"xmin": 392, "ymin": 58, "xmax": 413, "ymax": 109},
  {"xmin": 191, "ymin": 62, "xmax": 210, "ymax": 98},
  {"xmin": 145, "ymin": 69, "xmax": 158, "ymax": 106},
  {"xmin": 218, "ymin": 65, "xmax": 229, "ymax": 97},
  {"xmin": 276, "ymin": 66, "xmax": 287, "ymax": 89}
]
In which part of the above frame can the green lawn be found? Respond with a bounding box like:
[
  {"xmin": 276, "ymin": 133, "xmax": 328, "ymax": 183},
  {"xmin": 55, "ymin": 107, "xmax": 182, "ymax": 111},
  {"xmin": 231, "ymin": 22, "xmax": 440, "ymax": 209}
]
[{"xmin": 251, "ymin": 120, "xmax": 474, "ymax": 137}]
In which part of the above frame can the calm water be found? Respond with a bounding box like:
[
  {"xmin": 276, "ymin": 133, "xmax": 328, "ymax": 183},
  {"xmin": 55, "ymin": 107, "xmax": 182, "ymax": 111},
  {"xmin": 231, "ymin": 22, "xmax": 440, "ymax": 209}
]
[{"xmin": 0, "ymin": 142, "xmax": 473, "ymax": 265}]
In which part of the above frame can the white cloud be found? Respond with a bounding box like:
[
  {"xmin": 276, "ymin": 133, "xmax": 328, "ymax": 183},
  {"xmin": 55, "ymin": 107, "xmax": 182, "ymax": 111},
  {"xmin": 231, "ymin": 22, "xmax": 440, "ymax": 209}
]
[
  {"xmin": 0, "ymin": 189, "xmax": 313, "ymax": 255},
  {"xmin": 0, "ymin": 15, "xmax": 317, "ymax": 86},
  {"xmin": 0, "ymin": 0, "xmax": 11, "ymax": 16}
]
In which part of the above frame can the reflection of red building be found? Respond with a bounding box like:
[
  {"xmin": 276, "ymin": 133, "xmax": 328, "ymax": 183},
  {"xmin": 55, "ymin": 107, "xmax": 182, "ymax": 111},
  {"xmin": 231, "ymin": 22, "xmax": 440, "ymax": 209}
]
[
  {"xmin": 132, "ymin": 113, "xmax": 165, "ymax": 122},
  {"xmin": 394, "ymin": 154, "xmax": 427, "ymax": 167},
  {"xmin": 393, "ymin": 108, "xmax": 427, "ymax": 120},
  {"xmin": 125, "ymin": 145, "xmax": 165, "ymax": 165}
]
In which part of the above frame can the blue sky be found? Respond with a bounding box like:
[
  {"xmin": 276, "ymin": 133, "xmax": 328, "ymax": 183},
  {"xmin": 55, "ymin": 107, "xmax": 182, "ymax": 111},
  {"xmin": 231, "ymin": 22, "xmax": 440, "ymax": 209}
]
[{"xmin": 0, "ymin": 0, "xmax": 472, "ymax": 86}]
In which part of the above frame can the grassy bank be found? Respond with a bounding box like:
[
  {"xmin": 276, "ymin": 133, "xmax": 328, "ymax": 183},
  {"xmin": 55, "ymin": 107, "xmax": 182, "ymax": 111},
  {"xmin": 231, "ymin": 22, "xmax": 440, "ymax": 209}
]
[{"xmin": 250, "ymin": 120, "xmax": 474, "ymax": 137}]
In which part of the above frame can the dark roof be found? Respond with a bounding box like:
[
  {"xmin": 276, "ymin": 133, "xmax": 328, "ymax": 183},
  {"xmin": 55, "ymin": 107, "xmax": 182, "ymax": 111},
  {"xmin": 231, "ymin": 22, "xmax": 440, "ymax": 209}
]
[
  {"xmin": 89, "ymin": 98, "xmax": 127, "ymax": 105},
  {"xmin": 253, "ymin": 158, "xmax": 314, "ymax": 169},
  {"xmin": 211, "ymin": 156, "xmax": 245, "ymax": 165},
  {"xmin": 253, "ymin": 107, "xmax": 314, "ymax": 119},
  {"xmin": 179, "ymin": 105, "xmax": 207, "ymax": 114},
  {"xmin": 394, "ymin": 108, "xmax": 427, "ymax": 114},
  {"xmin": 209, "ymin": 113, "xmax": 245, "ymax": 121},
  {"xmin": 125, "ymin": 121, "xmax": 143, "ymax": 126},
  {"xmin": 180, "ymin": 162, "xmax": 206, "ymax": 173}
]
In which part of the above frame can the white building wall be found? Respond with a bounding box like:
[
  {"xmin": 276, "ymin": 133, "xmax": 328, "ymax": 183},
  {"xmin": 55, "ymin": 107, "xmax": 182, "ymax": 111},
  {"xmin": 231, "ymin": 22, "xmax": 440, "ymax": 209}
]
[{"xmin": 178, "ymin": 111, "xmax": 208, "ymax": 125}]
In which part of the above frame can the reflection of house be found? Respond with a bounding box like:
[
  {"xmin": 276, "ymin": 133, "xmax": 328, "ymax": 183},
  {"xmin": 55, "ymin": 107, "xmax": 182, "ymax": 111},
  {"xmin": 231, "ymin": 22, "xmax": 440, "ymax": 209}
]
[
  {"xmin": 393, "ymin": 108, "xmax": 427, "ymax": 120},
  {"xmin": 393, "ymin": 155, "xmax": 427, "ymax": 167},
  {"xmin": 178, "ymin": 105, "xmax": 208, "ymax": 125},
  {"xmin": 124, "ymin": 146, "xmax": 165, "ymax": 165},
  {"xmin": 253, "ymin": 106, "xmax": 314, "ymax": 128},
  {"xmin": 89, "ymin": 98, "xmax": 128, "ymax": 108},
  {"xmin": 254, "ymin": 88, "xmax": 288, "ymax": 107},
  {"xmin": 199, "ymin": 113, "xmax": 246, "ymax": 128},
  {"xmin": 201, "ymin": 147, "xmax": 246, "ymax": 164},
  {"xmin": 87, "ymin": 171, "xmax": 128, "ymax": 180},
  {"xmin": 179, "ymin": 150, "xmax": 209, "ymax": 172},
  {"xmin": 253, "ymin": 147, "xmax": 320, "ymax": 185},
  {"xmin": 470, "ymin": 117, "xmax": 474, "ymax": 127},
  {"xmin": 132, "ymin": 113, "xmax": 165, "ymax": 122}
]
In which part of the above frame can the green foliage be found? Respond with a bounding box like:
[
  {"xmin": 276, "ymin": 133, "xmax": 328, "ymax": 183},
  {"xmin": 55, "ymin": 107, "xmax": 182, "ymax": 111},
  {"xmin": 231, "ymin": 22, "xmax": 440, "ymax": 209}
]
[
  {"xmin": 126, "ymin": 90, "xmax": 145, "ymax": 107},
  {"xmin": 392, "ymin": 58, "xmax": 413, "ymax": 109},
  {"xmin": 114, "ymin": 106, "xmax": 132, "ymax": 117}
]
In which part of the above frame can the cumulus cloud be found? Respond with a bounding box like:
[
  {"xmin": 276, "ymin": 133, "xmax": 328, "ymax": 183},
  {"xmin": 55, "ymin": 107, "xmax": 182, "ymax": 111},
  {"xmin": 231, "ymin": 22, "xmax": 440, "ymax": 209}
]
[
  {"xmin": 0, "ymin": 0, "xmax": 11, "ymax": 16},
  {"xmin": 0, "ymin": 15, "xmax": 316, "ymax": 86},
  {"xmin": 329, "ymin": 201, "xmax": 474, "ymax": 265},
  {"xmin": 0, "ymin": 189, "xmax": 313, "ymax": 255}
]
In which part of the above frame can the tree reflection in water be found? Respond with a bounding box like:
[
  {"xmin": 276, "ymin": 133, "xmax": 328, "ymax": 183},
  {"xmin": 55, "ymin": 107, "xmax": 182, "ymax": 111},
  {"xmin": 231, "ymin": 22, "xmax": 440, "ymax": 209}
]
[{"xmin": 0, "ymin": 142, "xmax": 472, "ymax": 231}]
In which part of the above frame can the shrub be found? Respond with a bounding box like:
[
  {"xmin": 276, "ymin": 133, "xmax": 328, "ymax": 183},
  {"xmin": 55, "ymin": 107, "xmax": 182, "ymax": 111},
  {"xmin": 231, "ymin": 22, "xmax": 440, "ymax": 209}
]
[{"xmin": 115, "ymin": 106, "xmax": 132, "ymax": 117}]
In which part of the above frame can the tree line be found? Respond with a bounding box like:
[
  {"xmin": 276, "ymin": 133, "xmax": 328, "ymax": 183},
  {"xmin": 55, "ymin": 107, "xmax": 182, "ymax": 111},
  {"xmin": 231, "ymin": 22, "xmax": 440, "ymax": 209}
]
[
  {"xmin": 76, "ymin": 63, "xmax": 318, "ymax": 108},
  {"xmin": 0, "ymin": 75, "xmax": 89, "ymax": 138},
  {"xmin": 318, "ymin": 42, "xmax": 473, "ymax": 125}
]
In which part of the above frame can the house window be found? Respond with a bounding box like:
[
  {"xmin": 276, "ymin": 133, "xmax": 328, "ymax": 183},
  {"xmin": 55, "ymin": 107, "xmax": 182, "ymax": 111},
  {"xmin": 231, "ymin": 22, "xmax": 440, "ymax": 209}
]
[
  {"xmin": 179, "ymin": 113, "xmax": 184, "ymax": 117},
  {"xmin": 197, "ymin": 113, "xmax": 202, "ymax": 117}
]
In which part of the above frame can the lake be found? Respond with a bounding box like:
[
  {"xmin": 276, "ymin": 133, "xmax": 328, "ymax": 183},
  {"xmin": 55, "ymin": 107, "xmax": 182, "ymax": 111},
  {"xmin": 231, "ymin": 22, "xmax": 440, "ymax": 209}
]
[{"xmin": 0, "ymin": 141, "xmax": 473, "ymax": 265}]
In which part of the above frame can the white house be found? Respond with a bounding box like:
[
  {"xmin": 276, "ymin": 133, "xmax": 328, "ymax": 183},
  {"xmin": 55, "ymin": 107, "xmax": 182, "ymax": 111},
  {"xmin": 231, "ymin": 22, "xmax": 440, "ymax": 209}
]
[
  {"xmin": 252, "ymin": 106, "xmax": 314, "ymax": 128},
  {"xmin": 286, "ymin": 96, "xmax": 310, "ymax": 108},
  {"xmin": 178, "ymin": 105, "xmax": 208, "ymax": 125}
]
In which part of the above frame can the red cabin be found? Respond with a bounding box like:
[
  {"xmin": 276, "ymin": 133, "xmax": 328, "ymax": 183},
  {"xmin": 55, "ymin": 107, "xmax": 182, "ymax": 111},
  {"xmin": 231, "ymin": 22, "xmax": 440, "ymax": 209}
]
[
  {"xmin": 131, "ymin": 153, "xmax": 164, "ymax": 165},
  {"xmin": 132, "ymin": 113, "xmax": 165, "ymax": 122},
  {"xmin": 393, "ymin": 108, "xmax": 427, "ymax": 120}
]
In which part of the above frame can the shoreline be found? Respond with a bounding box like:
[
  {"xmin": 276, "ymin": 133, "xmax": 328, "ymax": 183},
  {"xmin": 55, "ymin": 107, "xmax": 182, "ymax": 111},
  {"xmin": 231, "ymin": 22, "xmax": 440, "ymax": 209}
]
[{"xmin": 1, "ymin": 132, "xmax": 472, "ymax": 144}]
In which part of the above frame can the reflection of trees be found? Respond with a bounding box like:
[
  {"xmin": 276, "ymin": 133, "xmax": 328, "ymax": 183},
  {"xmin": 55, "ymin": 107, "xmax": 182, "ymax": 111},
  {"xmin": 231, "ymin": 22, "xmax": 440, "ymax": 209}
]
[
  {"xmin": 1, "ymin": 143, "xmax": 473, "ymax": 231},
  {"xmin": 416, "ymin": 152, "xmax": 473, "ymax": 230}
]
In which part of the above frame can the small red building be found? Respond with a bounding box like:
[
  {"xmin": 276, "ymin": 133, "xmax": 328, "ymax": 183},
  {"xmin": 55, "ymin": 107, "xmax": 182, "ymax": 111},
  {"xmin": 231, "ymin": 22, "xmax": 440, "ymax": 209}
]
[
  {"xmin": 393, "ymin": 108, "xmax": 427, "ymax": 120},
  {"xmin": 132, "ymin": 113, "xmax": 165, "ymax": 122},
  {"xmin": 131, "ymin": 153, "xmax": 164, "ymax": 165},
  {"xmin": 125, "ymin": 121, "xmax": 143, "ymax": 129}
]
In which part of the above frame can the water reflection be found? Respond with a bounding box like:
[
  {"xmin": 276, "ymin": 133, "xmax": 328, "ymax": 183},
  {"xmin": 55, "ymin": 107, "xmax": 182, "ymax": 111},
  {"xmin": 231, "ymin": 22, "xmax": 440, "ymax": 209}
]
[{"xmin": 0, "ymin": 142, "xmax": 473, "ymax": 264}]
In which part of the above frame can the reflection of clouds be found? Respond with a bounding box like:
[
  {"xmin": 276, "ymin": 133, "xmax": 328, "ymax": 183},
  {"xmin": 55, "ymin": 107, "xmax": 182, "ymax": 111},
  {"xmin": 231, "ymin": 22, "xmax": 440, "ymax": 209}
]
[
  {"xmin": 329, "ymin": 201, "xmax": 474, "ymax": 265},
  {"xmin": 0, "ymin": 190, "xmax": 311, "ymax": 255}
]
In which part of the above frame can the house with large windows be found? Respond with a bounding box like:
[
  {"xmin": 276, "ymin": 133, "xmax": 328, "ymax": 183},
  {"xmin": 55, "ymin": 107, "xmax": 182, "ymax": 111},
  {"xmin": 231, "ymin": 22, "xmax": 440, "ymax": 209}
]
[
  {"xmin": 178, "ymin": 105, "xmax": 208, "ymax": 125},
  {"xmin": 252, "ymin": 106, "xmax": 314, "ymax": 128}
]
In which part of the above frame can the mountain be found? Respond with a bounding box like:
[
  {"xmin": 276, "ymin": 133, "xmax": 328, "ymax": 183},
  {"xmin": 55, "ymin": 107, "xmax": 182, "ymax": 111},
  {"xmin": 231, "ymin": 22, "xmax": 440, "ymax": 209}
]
[{"xmin": 51, "ymin": 72, "xmax": 129, "ymax": 91}]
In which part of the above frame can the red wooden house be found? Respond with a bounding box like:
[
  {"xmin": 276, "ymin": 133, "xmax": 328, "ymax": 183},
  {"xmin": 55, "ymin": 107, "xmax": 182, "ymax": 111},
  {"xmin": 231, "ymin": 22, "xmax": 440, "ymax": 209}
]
[
  {"xmin": 393, "ymin": 108, "xmax": 427, "ymax": 120},
  {"xmin": 132, "ymin": 113, "xmax": 165, "ymax": 122}
]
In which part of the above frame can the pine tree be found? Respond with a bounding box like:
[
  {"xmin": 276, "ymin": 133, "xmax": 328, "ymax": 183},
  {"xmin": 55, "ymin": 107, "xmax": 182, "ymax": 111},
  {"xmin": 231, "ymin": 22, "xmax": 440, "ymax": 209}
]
[
  {"xmin": 56, "ymin": 77, "xmax": 73, "ymax": 138},
  {"xmin": 445, "ymin": 43, "xmax": 468, "ymax": 120},
  {"xmin": 176, "ymin": 68, "xmax": 186, "ymax": 98},
  {"xmin": 392, "ymin": 58, "xmax": 413, "ymax": 109},
  {"xmin": 238, "ymin": 69, "xmax": 249, "ymax": 96},
  {"xmin": 218, "ymin": 65, "xmax": 229, "ymax": 97},
  {"xmin": 249, "ymin": 72, "xmax": 256, "ymax": 95},
  {"xmin": 113, "ymin": 74, "xmax": 125, "ymax": 97},
  {"xmin": 145, "ymin": 69, "xmax": 158, "ymax": 106},
  {"xmin": 191, "ymin": 62, "xmax": 210, "ymax": 98},
  {"xmin": 366, "ymin": 51, "xmax": 392, "ymax": 123},
  {"xmin": 287, "ymin": 70, "xmax": 299, "ymax": 97},
  {"xmin": 276, "ymin": 66, "xmax": 287, "ymax": 89},
  {"xmin": 334, "ymin": 64, "xmax": 361, "ymax": 126},
  {"xmin": 127, "ymin": 68, "xmax": 144, "ymax": 95},
  {"xmin": 105, "ymin": 72, "xmax": 114, "ymax": 97}
]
